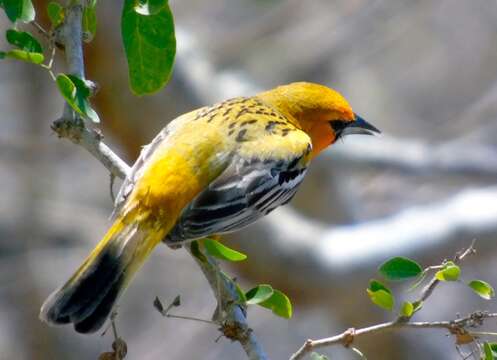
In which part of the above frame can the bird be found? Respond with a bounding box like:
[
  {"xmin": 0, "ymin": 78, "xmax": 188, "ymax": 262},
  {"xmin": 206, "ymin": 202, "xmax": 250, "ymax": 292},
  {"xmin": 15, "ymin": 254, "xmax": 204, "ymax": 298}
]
[{"xmin": 40, "ymin": 82, "xmax": 380, "ymax": 334}]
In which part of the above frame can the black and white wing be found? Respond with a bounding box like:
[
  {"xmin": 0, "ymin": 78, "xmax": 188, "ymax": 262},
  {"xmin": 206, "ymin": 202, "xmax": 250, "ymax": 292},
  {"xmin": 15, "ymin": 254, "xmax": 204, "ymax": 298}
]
[{"xmin": 166, "ymin": 156, "xmax": 307, "ymax": 243}]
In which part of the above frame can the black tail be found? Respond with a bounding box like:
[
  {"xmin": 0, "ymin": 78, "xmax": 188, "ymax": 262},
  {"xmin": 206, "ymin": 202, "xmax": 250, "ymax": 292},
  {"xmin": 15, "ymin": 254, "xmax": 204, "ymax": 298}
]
[{"xmin": 40, "ymin": 218, "xmax": 157, "ymax": 333}]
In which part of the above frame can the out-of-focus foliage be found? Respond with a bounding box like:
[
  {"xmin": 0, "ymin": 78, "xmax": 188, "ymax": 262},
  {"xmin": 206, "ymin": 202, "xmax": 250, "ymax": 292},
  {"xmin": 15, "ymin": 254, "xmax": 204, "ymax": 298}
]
[
  {"xmin": 82, "ymin": 0, "xmax": 97, "ymax": 41},
  {"xmin": 0, "ymin": 29, "xmax": 43, "ymax": 64},
  {"xmin": 46, "ymin": 2, "xmax": 63, "ymax": 27},
  {"xmin": 1, "ymin": 0, "xmax": 34, "ymax": 23}
]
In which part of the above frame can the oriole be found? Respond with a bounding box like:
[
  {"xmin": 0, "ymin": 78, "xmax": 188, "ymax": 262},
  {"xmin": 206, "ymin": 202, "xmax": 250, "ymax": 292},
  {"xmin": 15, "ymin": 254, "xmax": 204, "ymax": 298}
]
[{"xmin": 40, "ymin": 82, "xmax": 380, "ymax": 333}]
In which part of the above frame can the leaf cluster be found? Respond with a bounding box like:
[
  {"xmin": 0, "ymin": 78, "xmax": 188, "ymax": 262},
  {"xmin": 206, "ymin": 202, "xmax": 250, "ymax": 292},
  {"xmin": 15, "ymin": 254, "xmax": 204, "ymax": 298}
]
[
  {"xmin": 1, "ymin": 0, "xmax": 177, "ymax": 117},
  {"xmin": 367, "ymin": 256, "xmax": 494, "ymax": 319}
]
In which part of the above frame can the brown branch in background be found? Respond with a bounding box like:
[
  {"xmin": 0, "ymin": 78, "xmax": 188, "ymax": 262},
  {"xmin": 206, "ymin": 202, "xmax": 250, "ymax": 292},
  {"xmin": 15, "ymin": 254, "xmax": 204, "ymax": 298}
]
[
  {"xmin": 53, "ymin": 2, "xmax": 268, "ymax": 360},
  {"xmin": 289, "ymin": 241, "xmax": 482, "ymax": 360}
]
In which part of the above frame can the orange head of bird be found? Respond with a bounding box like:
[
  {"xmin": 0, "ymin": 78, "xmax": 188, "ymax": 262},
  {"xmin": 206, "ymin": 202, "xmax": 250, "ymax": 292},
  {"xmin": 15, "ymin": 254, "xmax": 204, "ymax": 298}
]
[{"xmin": 258, "ymin": 82, "xmax": 380, "ymax": 157}]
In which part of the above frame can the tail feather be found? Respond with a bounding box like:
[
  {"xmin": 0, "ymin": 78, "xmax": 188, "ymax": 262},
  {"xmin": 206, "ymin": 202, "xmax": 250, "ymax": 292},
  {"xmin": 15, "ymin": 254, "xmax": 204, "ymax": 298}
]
[
  {"xmin": 73, "ymin": 272, "xmax": 124, "ymax": 333},
  {"xmin": 40, "ymin": 216, "xmax": 162, "ymax": 334}
]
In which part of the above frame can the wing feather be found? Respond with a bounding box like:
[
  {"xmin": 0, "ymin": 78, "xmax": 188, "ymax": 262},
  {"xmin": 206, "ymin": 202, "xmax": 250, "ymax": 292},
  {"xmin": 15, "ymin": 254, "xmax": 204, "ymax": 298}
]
[{"xmin": 166, "ymin": 156, "xmax": 307, "ymax": 243}]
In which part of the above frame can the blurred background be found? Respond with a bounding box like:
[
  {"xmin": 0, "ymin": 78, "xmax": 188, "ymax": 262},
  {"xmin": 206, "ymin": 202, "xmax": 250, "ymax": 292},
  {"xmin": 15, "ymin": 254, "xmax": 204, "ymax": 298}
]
[{"xmin": 2, "ymin": 0, "xmax": 497, "ymax": 359}]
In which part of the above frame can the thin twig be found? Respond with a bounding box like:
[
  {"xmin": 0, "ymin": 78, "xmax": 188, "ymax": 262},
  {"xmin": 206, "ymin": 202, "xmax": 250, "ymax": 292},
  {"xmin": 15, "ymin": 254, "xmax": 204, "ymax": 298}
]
[
  {"xmin": 418, "ymin": 240, "xmax": 476, "ymax": 304},
  {"xmin": 110, "ymin": 311, "xmax": 119, "ymax": 342},
  {"xmin": 163, "ymin": 313, "xmax": 217, "ymax": 325},
  {"xmin": 153, "ymin": 295, "xmax": 216, "ymax": 325},
  {"xmin": 109, "ymin": 173, "xmax": 116, "ymax": 202},
  {"xmin": 289, "ymin": 312, "xmax": 497, "ymax": 360},
  {"xmin": 31, "ymin": 20, "xmax": 50, "ymax": 39}
]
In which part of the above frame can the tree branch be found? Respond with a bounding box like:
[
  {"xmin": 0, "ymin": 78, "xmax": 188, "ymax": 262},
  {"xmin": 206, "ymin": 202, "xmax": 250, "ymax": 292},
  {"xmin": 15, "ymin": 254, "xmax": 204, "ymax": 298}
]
[
  {"xmin": 52, "ymin": 3, "xmax": 267, "ymax": 359},
  {"xmin": 187, "ymin": 246, "xmax": 268, "ymax": 360},
  {"xmin": 289, "ymin": 241, "xmax": 482, "ymax": 360},
  {"xmin": 289, "ymin": 312, "xmax": 497, "ymax": 360},
  {"xmin": 51, "ymin": 117, "xmax": 129, "ymax": 179},
  {"xmin": 51, "ymin": 2, "xmax": 128, "ymax": 179}
]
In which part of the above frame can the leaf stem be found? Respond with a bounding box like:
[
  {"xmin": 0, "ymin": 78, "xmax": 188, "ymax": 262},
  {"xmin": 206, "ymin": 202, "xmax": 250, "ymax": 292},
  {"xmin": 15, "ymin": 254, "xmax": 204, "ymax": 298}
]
[{"xmin": 30, "ymin": 20, "xmax": 50, "ymax": 39}]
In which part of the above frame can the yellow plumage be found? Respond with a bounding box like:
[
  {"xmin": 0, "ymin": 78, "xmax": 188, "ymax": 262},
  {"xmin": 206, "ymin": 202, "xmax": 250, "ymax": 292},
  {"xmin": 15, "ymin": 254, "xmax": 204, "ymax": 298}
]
[{"xmin": 40, "ymin": 82, "xmax": 379, "ymax": 333}]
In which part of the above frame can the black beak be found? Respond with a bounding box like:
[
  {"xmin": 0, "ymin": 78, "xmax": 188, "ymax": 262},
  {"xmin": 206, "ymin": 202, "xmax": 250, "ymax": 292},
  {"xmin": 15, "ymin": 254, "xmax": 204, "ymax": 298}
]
[{"xmin": 342, "ymin": 114, "xmax": 381, "ymax": 136}]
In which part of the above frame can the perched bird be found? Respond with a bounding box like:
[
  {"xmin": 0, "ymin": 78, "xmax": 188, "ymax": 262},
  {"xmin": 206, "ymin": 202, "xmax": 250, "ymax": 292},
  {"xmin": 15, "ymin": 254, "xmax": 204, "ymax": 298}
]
[{"xmin": 40, "ymin": 82, "xmax": 380, "ymax": 333}]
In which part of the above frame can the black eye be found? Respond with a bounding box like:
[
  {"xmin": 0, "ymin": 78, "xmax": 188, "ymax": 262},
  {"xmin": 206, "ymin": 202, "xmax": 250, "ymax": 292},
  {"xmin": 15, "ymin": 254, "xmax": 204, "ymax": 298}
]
[{"xmin": 329, "ymin": 120, "xmax": 348, "ymax": 138}]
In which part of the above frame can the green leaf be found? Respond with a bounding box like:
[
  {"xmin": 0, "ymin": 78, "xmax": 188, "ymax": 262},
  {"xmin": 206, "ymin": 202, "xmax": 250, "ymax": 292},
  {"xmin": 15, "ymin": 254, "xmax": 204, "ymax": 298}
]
[
  {"xmin": 310, "ymin": 353, "xmax": 329, "ymax": 360},
  {"xmin": 6, "ymin": 29, "xmax": 42, "ymax": 52},
  {"xmin": 489, "ymin": 343, "xmax": 497, "ymax": 357},
  {"xmin": 367, "ymin": 280, "xmax": 394, "ymax": 311},
  {"xmin": 0, "ymin": 51, "xmax": 5, "ymax": 59},
  {"xmin": 134, "ymin": 0, "xmax": 167, "ymax": 15},
  {"xmin": 412, "ymin": 300, "xmax": 423, "ymax": 314},
  {"xmin": 369, "ymin": 279, "xmax": 392, "ymax": 294},
  {"xmin": 121, "ymin": 0, "xmax": 176, "ymax": 95},
  {"xmin": 203, "ymin": 238, "xmax": 247, "ymax": 262},
  {"xmin": 400, "ymin": 301, "xmax": 413, "ymax": 317},
  {"xmin": 56, "ymin": 74, "xmax": 76, "ymax": 99},
  {"xmin": 483, "ymin": 342, "xmax": 495, "ymax": 360},
  {"xmin": 468, "ymin": 279, "xmax": 495, "ymax": 300},
  {"xmin": 3, "ymin": 29, "xmax": 44, "ymax": 64},
  {"xmin": 367, "ymin": 288, "xmax": 394, "ymax": 311},
  {"xmin": 82, "ymin": 4, "xmax": 97, "ymax": 41},
  {"xmin": 245, "ymin": 285, "xmax": 274, "ymax": 305},
  {"xmin": 47, "ymin": 2, "xmax": 64, "ymax": 27},
  {"xmin": 56, "ymin": 74, "xmax": 100, "ymax": 123},
  {"xmin": 259, "ymin": 289, "xmax": 292, "ymax": 319},
  {"xmin": 2, "ymin": 49, "xmax": 43, "ymax": 64},
  {"xmin": 190, "ymin": 240, "xmax": 207, "ymax": 263},
  {"xmin": 435, "ymin": 261, "xmax": 460, "ymax": 282},
  {"xmin": 234, "ymin": 282, "xmax": 247, "ymax": 303},
  {"xmin": 2, "ymin": 0, "xmax": 35, "ymax": 22},
  {"xmin": 379, "ymin": 256, "xmax": 422, "ymax": 281}
]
